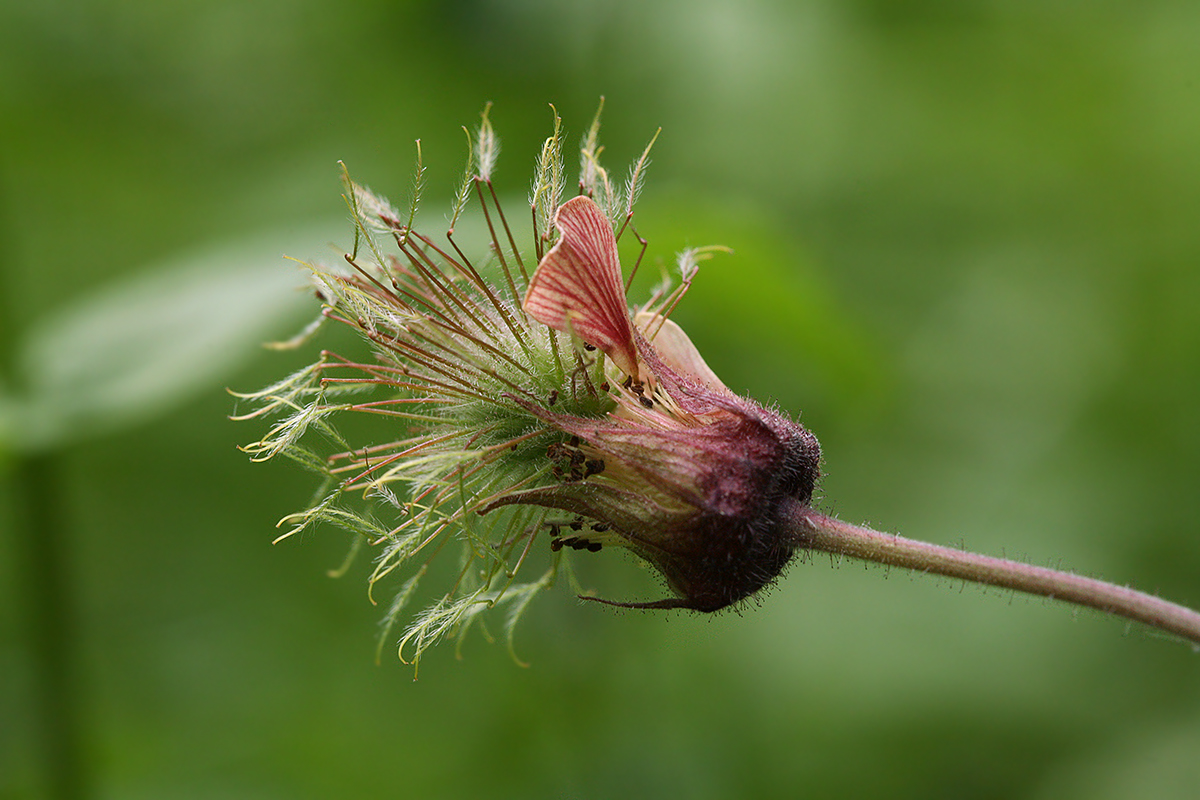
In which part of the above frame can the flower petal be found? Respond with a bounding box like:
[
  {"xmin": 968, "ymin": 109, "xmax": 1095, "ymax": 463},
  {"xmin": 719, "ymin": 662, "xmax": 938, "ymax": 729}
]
[
  {"xmin": 524, "ymin": 196, "xmax": 640, "ymax": 377},
  {"xmin": 634, "ymin": 311, "xmax": 729, "ymax": 393}
]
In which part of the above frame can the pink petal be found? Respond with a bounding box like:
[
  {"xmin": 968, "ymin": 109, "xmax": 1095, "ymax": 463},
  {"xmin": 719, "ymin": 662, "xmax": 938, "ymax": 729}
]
[
  {"xmin": 634, "ymin": 311, "xmax": 729, "ymax": 393},
  {"xmin": 524, "ymin": 196, "xmax": 640, "ymax": 377}
]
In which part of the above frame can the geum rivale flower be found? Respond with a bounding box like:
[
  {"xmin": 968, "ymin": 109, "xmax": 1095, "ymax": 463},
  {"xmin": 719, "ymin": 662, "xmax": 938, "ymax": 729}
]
[
  {"xmin": 493, "ymin": 194, "xmax": 822, "ymax": 611},
  {"xmin": 234, "ymin": 109, "xmax": 819, "ymax": 665}
]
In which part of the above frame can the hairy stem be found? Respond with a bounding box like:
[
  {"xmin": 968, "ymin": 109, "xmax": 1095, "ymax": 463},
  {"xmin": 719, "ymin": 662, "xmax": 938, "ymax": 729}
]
[{"xmin": 783, "ymin": 501, "xmax": 1200, "ymax": 647}]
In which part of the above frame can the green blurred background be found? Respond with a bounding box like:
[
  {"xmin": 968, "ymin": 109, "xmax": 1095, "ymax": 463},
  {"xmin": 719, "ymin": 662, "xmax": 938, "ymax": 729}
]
[{"xmin": 3, "ymin": 1, "xmax": 1199, "ymax": 798}]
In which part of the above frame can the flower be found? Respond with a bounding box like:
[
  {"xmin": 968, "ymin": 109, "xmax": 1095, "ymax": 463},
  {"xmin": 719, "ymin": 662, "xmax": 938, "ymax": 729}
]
[
  {"xmin": 490, "ymin": 194, "xmax": 822, "ymax": 611},
  {"xmin": 235, "ymin": 105, "xmax": 820, "ymax": 666}
]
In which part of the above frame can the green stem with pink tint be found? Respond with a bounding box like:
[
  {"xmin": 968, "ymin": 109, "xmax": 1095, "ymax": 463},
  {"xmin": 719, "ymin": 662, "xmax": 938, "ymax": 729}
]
[{"xmin": 784, "ymin": 500, "xmax": 1200, "ymax": 647}]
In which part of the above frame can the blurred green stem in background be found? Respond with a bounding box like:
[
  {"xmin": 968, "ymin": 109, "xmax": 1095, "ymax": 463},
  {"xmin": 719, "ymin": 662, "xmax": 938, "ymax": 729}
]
[
  {"xmin": 12, "ymin": 453, "xmax": 87, "ymax": 800},
  {"xmin": 788, "ymin": 502, "xmax": 1200, "ymax": 647},
  {"xmin": 1, "ymin": 174, "xmax": 86, "ymax": 799}
]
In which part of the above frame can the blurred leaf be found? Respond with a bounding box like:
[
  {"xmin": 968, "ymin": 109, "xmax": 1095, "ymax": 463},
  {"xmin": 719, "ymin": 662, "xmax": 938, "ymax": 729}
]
[
  {"xmin": 7, "ymin": 224, "xmax": 342, "ymax": 453},
  {"xmin": 0, "ymin": 378, "xmax": 15, "ymax": 466}
]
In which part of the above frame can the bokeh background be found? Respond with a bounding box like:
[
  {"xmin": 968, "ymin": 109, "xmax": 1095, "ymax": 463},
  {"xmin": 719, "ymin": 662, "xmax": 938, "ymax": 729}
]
[{"xmin": 3, "ymin": 1, "xmax": 1199, "ymax": 798}]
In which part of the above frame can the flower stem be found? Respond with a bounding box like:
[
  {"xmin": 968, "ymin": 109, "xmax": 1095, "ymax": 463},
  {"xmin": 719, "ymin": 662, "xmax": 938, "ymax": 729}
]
[{"xmin": 783, "ymin": 501, "xmax": 1200, "ymax": 647}]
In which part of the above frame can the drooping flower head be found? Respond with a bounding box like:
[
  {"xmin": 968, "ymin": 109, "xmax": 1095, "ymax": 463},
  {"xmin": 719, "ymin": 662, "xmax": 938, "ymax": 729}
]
[
  {"xmin": 235, "ymin": 104, "xmax": 820, "ymax": 667},
  {"xmin": 499, "ymin": 194, "xmax": 821, "ymax": 611}
]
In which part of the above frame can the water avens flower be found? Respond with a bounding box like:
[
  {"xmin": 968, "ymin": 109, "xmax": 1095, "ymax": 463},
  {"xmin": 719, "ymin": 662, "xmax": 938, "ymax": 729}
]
[
  {"xmin": 490, "ymin": 193, "xmax": 820, "ymax": 612},
  {"xmin": 236, "ymin": 104, "xmax": 1200, "ymax": 670}
]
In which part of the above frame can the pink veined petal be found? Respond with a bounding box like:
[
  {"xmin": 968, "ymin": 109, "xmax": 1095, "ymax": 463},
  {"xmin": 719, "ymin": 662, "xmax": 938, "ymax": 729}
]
[
  {"xmin": 524, "ymin": 195, "xmax": 640, "ymax": 377},
  {"xmin": 634, "ymin": 311, "xmax": 729, "ymax": 394}
]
